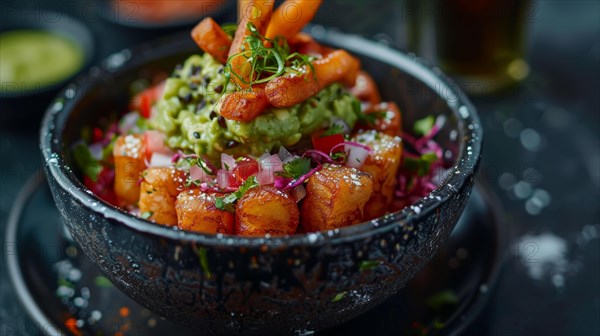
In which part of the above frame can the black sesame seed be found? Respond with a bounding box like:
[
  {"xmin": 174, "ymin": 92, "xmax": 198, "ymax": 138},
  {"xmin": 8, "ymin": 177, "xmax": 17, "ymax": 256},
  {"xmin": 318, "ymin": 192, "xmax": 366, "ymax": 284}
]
[
  {"xmin": 196, "ymin": 100, "xmax": 206, "ymax": 112},
  {"xmin": 193, "ymin": 132, "xmax": 201, "ymax": 139},
  {"xmin": 214, "ymin": 85, "xmax": 223, "ymax": 94},
  {"xmin": 189, "ymin": 82, "xmax": 199, "ymax": 90},
  {"xmin": 225, "ymin": 140, "xmax": 239, "ymax": 149},
  {"xmin": 218, "ymin": 67, "xmax": 224, "ymax": 74},
  {"xmin": 209, "ymin": 111, "xmax": 217, "ymax": 119},
  {"xmin": 203, "ymin": 76, "xmax": 211, "ymax": 83},
  {"xmin": 217, "ymin": 116, "xmax": 227, "ymax": 129},
  {"xmin": 179, "ymin": 93, "xmax": 193, "ymax": 104},
  {"xmin": 191, "ymin": 65, "xmax": 202, "ymax": 76}
]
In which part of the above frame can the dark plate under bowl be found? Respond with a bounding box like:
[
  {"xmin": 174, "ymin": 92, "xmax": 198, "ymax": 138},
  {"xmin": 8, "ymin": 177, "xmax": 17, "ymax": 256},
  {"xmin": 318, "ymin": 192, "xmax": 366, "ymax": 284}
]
[
  {"xmin": 40, "ymin": 27, "xmax": 483, "ymax": 334},
  {"xmin": 0, "ymin": 10, "xmax": 95, "ymax": 130},
  {"xmin": 6, "ymin": 174, "xmax": 504, "ymax": 336}
]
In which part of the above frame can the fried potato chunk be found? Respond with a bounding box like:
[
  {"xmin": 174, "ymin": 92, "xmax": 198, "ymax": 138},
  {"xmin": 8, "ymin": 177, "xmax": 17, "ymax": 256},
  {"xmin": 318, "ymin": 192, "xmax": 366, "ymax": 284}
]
[
  {"xmin": 301, "ymin": 165, "xmax": 373, "ymax": 232},
  {"xmin": 113, "ymin": 134, "xmax": 146, "ymax": 206},
  {"xmin": 139, "ymin": 167, "xmax": 186, "ymax": 226},
  {"xmin": 236, "ymin": 186, "xmax": 299, "ymax": 236},
  {"xmin": 176, "ymin": 189, "xmax": 234, "ymax": 234},
  {"xmin": 353, "ymin": 130, "xmax": 403, "ymax": 220}
]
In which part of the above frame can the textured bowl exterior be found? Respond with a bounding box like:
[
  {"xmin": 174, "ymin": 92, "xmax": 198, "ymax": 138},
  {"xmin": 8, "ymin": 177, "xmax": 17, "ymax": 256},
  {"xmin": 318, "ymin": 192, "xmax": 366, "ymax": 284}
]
[{"xmin": 41, "ymin": 29, "xmax": 482, "ymax": 334}]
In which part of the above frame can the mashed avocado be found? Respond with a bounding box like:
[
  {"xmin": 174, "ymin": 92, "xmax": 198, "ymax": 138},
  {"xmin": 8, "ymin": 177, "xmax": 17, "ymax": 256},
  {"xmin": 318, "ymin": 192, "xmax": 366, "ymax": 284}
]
[{"xmin": 151, "ymin": 53, "xmax": 360, "ymax": 160}]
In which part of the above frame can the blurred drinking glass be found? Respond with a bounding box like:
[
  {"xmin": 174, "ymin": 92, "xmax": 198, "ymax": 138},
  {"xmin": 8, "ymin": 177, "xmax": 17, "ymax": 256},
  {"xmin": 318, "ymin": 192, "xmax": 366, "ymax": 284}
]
[{"xmin": 408, "ymin": 0, "xmax": 534, "ymax": 95}]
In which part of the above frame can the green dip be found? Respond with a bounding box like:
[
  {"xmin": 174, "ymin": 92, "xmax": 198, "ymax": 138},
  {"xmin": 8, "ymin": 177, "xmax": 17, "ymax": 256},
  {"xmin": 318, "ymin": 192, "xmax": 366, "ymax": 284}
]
[
  {"xmin": 151, "ymin": 53, "xmax": 360, "ymax": 160},
  {"xmin": 0, "ymin": 30, "xmax": 84, "ymax": 93}
]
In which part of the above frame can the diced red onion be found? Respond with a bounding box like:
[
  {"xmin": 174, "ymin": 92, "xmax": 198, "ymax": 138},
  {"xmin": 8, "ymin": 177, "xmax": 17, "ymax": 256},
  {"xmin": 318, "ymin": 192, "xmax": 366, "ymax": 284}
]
[
  {"xmin": 291, "ymin": 184, "xmax": 307, "ymax": 202},
  {"xmin": 221, "ymin": 153, "xmax": 236, "ymax": 171},
  {"xmin": 118, "ymin": 112, "xmax": 139, "ymax": 134},
  {"xmin": 190, "ymin": 165, "xmax": 213, "ymax": 183},
  {"xmin": 217, "ymin": 169, "xmax": 231, "ymax": 189},
  {"xmin": 149, "ymin": 152, "xmax": 173, "ymax": 168},
  {"xmin": 256, "ymin": 169, "xmax": 274, "ymax": 185},
  {"xmin": 260, "ymin": 154, "xmax": 283, "ymax": 173},
  {"xmin": 88, "ymin": 142, "xmax": 104, "ymax": 161},
  {"xmin": 144, "ymin": 130, "xmax": 170, "ymax": 155},
  {"xmin": 345, "ymin": 144, "xmax": 370, "ymax": 169},
  {"xmin": 277, "ymin": 146, "xmax": 296, "ymax": 163}
]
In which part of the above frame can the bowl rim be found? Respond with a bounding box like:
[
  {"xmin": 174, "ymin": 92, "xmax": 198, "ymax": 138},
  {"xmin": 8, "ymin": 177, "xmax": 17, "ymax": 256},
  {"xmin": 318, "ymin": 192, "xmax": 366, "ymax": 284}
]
[
  {"xmin": 40, "ymin": 27, "xmax": 483, "ymax": 248},
  {"xmin": 0, "ymin": 9, "xmax": 95, "ymax": 99}
]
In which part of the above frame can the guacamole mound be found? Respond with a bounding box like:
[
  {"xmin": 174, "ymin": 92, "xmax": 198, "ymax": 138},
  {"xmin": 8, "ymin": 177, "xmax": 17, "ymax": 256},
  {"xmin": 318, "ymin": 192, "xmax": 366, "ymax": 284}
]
[{"xmin": 150, "ymin": 53, "xmax": 360, "ymax": 160}]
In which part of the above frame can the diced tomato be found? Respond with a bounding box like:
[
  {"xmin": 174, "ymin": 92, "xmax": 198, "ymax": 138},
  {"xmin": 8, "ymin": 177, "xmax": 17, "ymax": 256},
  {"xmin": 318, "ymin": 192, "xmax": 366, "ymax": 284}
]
[
  {"xmin": 84, "ymin": 168, "xmax": 118, "ymax": 206},
  {"xmin": 232, "ymin": 158, "xmax": 259, "ymax": 185},
  {"xmin": 130, "ymin": 81, "xmax": 166, "ymax": 118},
  {"xmin": 311, "ymin": 133, "xmax": 345, "ymax": 154},
  {"xmin": 92, "ymin": 127, "xmax": 104, "ymax": 143}
]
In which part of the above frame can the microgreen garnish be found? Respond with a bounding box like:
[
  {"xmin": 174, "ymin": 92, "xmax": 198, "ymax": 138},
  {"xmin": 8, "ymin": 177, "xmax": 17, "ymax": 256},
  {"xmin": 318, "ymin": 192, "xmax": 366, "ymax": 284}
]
[
  {"xmin": 221, "ymin": 23, "xmax": 237, "ymax": 37},
  {"xmin": 215, "ymin": 176, "xmax": 258, "ymax": 212},
  {"xmin": 281, "ymin": 158, "xmax": 312, "ymax": 180},
  {"xmin": 413, "ymin": 115, "xmax": 435, "ymax": 136},
  {"xmin": 224, "ymin": 23, "xmax": 314, "ymax": 89}
]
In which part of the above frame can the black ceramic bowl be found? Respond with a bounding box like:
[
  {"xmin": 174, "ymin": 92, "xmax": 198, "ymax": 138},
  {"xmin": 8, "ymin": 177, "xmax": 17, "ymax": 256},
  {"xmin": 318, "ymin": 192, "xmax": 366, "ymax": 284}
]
[
  {"xmin": 40, "ymin": 27, "xmax": 482, "ymax": 334},
  {"xmin": 0, "ymin": 10, "xmax": 94, "ymax": 131}
]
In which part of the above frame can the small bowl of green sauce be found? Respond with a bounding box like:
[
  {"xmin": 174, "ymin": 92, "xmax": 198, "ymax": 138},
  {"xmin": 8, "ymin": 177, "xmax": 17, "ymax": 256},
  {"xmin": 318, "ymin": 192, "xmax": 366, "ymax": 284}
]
[{"xmin": 0, "ymin": 10, "xmax": 94, "ymax": 128}]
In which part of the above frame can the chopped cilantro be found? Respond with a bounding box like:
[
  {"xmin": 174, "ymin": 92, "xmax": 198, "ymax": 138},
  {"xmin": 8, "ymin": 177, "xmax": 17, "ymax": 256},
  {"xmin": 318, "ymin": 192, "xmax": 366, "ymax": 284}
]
[
  {"xmin": 413, "ymin": 115, "xmax": 435, "ymax": 136},
  {"xmin": 322, "ymin": 124, "xmax": 345, "ymax": 137},
  {"xmin": 426, "ymin": 290, "xmax": 458, "ymax": 310},
  {"xmin": 140, "ymin": 211, "xmax": 153, "ymax": 219},
  {"xmin": 357, "ymin": 108, "xmax": 386, "ymax": 126},
  {"xmin": 331, "ymin": 291, "xmax": 347, "ymax": 302},
  {"xmin": 197, "ymin": 247, "xmax": 211, "ymax": 278},
  {"xmin": 403, "ymin": 152, "xmax": 438, "ymax": 176},
  {"xmin": 359, "ymin": 260, "xmax": 381, "ymax": 271},
  {"xmin": 195, "ymin": 157, "xmax": 213, "ymax": 175},
  {"xmin": 215, "ymin": 176, "xmax": 258, "ymax": 212},
  {"xmin": 281, "ymin": 158, "xmax": 311, "ymax": 179},
  {"xmin": 94, "ymin": 276, "xmax": 113, "ymax": 288},
  {"xmin": 72, "ymin": 143, "xmax": 103, "ymax": 182}
]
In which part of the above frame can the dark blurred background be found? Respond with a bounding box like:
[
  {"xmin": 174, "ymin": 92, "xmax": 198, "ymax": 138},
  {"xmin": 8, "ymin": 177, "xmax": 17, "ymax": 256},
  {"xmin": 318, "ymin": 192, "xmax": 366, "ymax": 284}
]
[{"xmin": 1, "ymin": 1, "xmax": 598, "ymax": 335}]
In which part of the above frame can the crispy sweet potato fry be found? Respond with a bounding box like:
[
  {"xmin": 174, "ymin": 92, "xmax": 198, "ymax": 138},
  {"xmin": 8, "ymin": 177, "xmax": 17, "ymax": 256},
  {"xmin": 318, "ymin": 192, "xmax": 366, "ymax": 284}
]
[
  {"xmin": 113, "ymin": 134, "xmax": 146, "ymax": 206},
  {"xmin": 176, "ymin": 189, "xmax": 235, "ymax": 234},
  {"xmin": 191, "ymin": 17, "xmax": 232, "ymax": 64},
  {"xmin": 301, "ymin": 165, "xmax": 373, "ymax": 232},
  {"xmin": 352, "ymin": 130, "xmax": 403, "ymax": 220},
  {"xmin": 138, "ymin": 167, "xmax": 186, "ymax": 226},
  {"xmin": 265, "ymin": 68, "xmax": 319, "ymax": 107},
  {"xmin": 219, "ymin": 85, "xmax": 270, "ymax": 122},
  {"xmin": 265, "ymin": 0, "xmax": 323, "ymax": 41},
  {"xmin": 350, "ymin": 71, "xmax": 381, "ymax": 107},
  {"xmin": 289, "ymin": 32, "xmax": 333, "ymax": 57},
  {"xmin": 264, "ymin": 49, "xmax": 360, "ymax": 107},
  {"xmin": 229, "ymin": 0, "xmax": 275, "ymax": 88},
  {"xmin": 236, "ymin": 186, "xmax": 299, "ymax": 236}
]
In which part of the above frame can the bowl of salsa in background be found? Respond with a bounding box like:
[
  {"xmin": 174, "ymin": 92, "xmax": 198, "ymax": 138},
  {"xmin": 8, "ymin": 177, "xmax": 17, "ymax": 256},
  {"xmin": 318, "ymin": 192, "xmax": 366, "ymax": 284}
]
[
  {"xmin": 40, "ymin": 27, "xmax": 482, "ymax": 334},
  {"xmin": 0, "ymin": 10, "xmax": 94, "ymax": 130}
]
